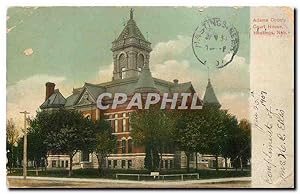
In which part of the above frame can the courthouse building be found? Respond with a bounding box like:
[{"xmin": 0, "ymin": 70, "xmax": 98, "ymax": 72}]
[{"xmin": 40, "ymin": 10, "xmax": 229, "ymax": 170}]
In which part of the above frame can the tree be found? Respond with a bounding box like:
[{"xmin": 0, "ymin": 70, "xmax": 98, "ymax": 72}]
[
  {"xmin": 197, "ymin": 106, "xmax": 241, "ymax": 171},
  {"xmin": 32, "ymin": 109, "xmax": 95, "ymax": 176},
  {"xmin": 27, "ymin": 118, "xmax": 49, "ymax": 174},
  {"xmin": 174, "ymin": 109, "xmax": 211, "ymax": 172},
  {"xmin": 6, "ymin": 119, "xmax": 19, "ymax": 172},
  {"xmin": 237, "ymin": 119, "xmax": 251, "ymax": 171},
  {"xmin": 174, "ymin": 106, "xmax": 243, "ymax": 171},
  {"xmin": 130, "ymin": 106, "xmax": 176, "ymax": 171},
  {"xmin": 6, "ymin": 119, "xmax": 19, "ymax": 146},
  {"xmin": 93, "ymin": 119, "xmax": 116, "ymax": 174}
]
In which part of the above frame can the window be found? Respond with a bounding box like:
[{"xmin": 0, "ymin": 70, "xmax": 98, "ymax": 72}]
[
  {"xmin": 121, "ymin": 67, "xmax": 126, "ymax": 79},
  {"xmin": 108, "ymin": 160, "xmax": 111, "ymax": 168},
  {"xmin": 113, "ymin": 160, "xmax": 117, "ymax": 168},
  {"xmin": 165, "ymin": 160, "xmax": 169, "ymax": 169},
  {"xmin": 85, "ymin": 114, "xmax": 91, "ymax": 120},
  {"xmin": 116, "ymin": 140, "xmax": 120, "ymax": 154},
  {"xmin": 81, "ymin": 150, "xmax": 89, "ymax": 162},
  {"xmin": 160, "ymin": 160, "xmax": 164, "ymax": 169},
  {"xmin": 52, "ymin": 160, "xmax": 56, "ymax": 168},
  {"xmin": 115, "ymin": 119, "xmax": 118, "ymax": 133},
  {"xmin": 137, "ymin": 54, "xmax": 144, "ymax": 68},
  {"xmin": 128, "ymin": 139, "xmax": 133, "ymax": 153},
  {"xmin": 128, "ymin": 124, "xmax": 132, "ymax": 131},
  {"xmin": 137, "ymin": 67, "xmax": 142, "ymax": 76},
  {"xmin": 190, "ymin": 153, "xmax": 194, "ymax": 161},
  {"xmin": 128, "ymin": 160, "xmax": 132, "ymax": 168},
  {"xmin": 128, "ymin": 112, "xmax": 132, "ymax": 131},
  {"xmin": 61, "ymin": 161, "xmax": 64, "ymax": 168},
  {"xmin": 65, "ymin": 160, "xmax": 68, "ymax": 168},
  {"xmin": 119, "ymin": 53, "xmax": 127, "ymax": 79},
  {"xmin": 111, "ymin": 120, "xmax": 115, "ymax": 133},
  {"xmin": 122, "ymin": 119, "xmax": 126, "ymax": 132},
  {"xmin": 121, "ymin": 160, "xmax": 126, "ymax": 168},
  {"xmin": 170, "ymin": 160, "xmax": 173, "ymax": 169},
  {"xmin": 121, "ymin": 139, "xmax": 126, "ymax": 153}
]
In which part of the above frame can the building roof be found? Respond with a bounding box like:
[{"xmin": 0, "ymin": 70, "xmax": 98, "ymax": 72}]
[
  {"xmin": 40, "ymin": 89, "xmax": 66, "ymax": 109},
  {"xmin": 203, "ymin": 79, "xmax": 221, "ymax": 107},
  {"xmin": 64, "ymin": 92, "xmax": 80, "ymax": 107},
  {"xmin": 171, "ymin": 82, "xmax": 194, "ymax": 93},
  {"xmin": 84, "ymin": 83, "xmax": 106, "ymax": 101},
  {"xmin": 54, "ymin": 76, "xmax": 196, "ymax": 109}
]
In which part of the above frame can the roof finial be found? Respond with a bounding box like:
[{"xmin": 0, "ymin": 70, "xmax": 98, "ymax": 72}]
[
  {"xmin": 207, "ymin": 67, "xmax": 210, "ymax": 81},
  {"xmin": 130, "ymin": 8, "xmax": 134, "ymax": 20}
]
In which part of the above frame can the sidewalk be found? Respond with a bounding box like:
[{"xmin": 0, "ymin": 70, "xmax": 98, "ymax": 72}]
[{"xmin": 7, "ymin": 175, "xmax": 251, "ymax": 185}]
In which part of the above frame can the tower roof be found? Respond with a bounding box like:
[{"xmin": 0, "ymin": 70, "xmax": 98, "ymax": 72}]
[
  {"xmin": 203, "ymin": 79, "xmax": 221, "ymax": 107},
  {"xmin": 135, "ymin": 66, "xmax": 158, "ymax": 93},
  {"xmin": 116, "ymin": 9, "xmax": 146, "ymax": 41}
]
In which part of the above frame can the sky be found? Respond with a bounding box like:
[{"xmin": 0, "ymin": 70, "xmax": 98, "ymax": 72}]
[{"xmin": 7, "ymin": 7, "xmax": 250, "ymax": 130}]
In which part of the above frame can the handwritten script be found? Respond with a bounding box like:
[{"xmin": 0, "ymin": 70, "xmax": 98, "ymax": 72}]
[{"xmin": 251, "ymin": 90, "xmax": 287, "ymax": 185}]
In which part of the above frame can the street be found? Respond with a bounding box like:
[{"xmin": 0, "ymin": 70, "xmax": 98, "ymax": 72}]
[{"xmin": 7, "ymin": 176, "xmax": 251, "ymax": 188}]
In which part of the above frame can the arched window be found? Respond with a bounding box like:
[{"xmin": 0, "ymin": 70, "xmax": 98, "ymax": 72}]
[
  {"xmin": 121, "ymin": 139, "xmax": 126, "ymax": 153},
  {"xmin": 128, "ymin": 139, "xmax": 133, "ymax": 153},
  {"xmin": 85, "ymin": 114, "xmax": 91, "ymax": 120},
  {"xmin": 119, "ymin": 53, "xmax": 127, "ymax": 79},
  {"xmin": 137, "ymin": 54, "xmax": 144, "ymax": 68}
]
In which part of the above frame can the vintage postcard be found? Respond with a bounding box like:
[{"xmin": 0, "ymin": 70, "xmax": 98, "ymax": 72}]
[{"xmin": 6, "ymin": 6, "xmax": 294, "ymax": 188}]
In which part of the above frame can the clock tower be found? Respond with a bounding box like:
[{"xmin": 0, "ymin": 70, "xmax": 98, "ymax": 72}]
[{"xmin": 111, "ymin": 9, "xmax": 152, "ymax": 80}]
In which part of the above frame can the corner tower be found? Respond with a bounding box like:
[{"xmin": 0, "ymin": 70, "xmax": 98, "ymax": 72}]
[
  {"xmin": 111, "ymin": 9, "xmax": 152, "ymax": 80},
  {"xmin": 203, "ymin": 79, "xmax": 221, "ymax": 108}
]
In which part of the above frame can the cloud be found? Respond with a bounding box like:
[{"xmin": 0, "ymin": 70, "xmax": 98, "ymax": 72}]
[
  {"xmin": 152, "ymin": 60, "xmax": 192, "ymax": 82},
  {"xmin": 219, "ymin": 92, "xmax": 249, "ymax": 120},
  {"xmin": 150, "ymin": 35, "xmax": 203, "ymax": 85},
  {"xmin": 97, "ymin": 63, "xmax": 114, "ymax": 82},
  {"xmin": 150, "ymin": 35, "xmax": 190, "ymax": 65},
  {"xmin": 6, "ymin": 74, "xmax": 70, "ymax": 131},
  {"xmin": 23, "ymin": 48, "xmax": 34, "ymax": 56},
  {"xmin": 149, "ymin": 36, "xmax": 249, "ymax": 120},
  {"xmin": 211, "ymin": 55, "xmax": 249, "ymax": 93}
]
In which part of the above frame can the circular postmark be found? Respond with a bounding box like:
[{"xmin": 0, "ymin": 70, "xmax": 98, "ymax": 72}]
[{"xmin": 192, "ymin": 17, "xmax": 239, "ymax": 69}]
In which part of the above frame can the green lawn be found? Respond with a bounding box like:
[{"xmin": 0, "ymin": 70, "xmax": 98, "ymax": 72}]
[{"xmin": 7, "ymin": 168, "xmax": 250, "ymax": 180}]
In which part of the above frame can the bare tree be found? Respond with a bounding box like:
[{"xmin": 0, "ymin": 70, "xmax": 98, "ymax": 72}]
[
  {"xmin": 6, "ymin": 119, "xmax": 20, "ymax": 171},
  {"xmin": 6, "ymin": 119, "xmax": 19, "ymax": 146}
]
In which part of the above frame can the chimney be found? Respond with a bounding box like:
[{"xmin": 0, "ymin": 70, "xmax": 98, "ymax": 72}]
[
  {"xmin": 173, "ymin": 79, "xmax": 179, "ymax": 84},
  {"xmin": 45, "ymin": 82, "xmax": 55, "ymax": 100}
]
